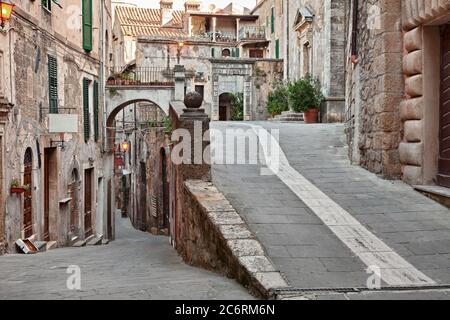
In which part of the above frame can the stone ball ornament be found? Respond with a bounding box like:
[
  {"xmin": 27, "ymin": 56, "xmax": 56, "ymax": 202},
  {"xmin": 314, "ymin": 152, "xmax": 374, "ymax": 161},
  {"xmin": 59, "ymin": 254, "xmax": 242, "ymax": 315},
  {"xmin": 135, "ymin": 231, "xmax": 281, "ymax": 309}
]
[{"xmin": 184, "ymin": 91, "xmax": 203, "ymax": 109}]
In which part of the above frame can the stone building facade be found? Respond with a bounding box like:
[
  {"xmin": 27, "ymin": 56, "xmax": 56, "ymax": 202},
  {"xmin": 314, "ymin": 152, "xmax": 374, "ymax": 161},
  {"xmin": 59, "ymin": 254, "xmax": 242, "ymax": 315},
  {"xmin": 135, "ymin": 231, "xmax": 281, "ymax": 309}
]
[
  {"xmin": 252, "ymin": 0, "xmax": 346, "ymax": 122},
  {"xmin": 345, "ymin": 0, "xmax": 450, "ymax": 186},
  {"xmin": 0, "ymin": 0, "xmax": 113, "ymax": 254}
]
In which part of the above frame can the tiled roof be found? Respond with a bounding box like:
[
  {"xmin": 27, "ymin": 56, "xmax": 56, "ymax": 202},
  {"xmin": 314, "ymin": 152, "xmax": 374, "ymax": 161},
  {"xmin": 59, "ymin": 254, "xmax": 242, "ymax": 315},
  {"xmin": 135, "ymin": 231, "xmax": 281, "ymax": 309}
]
[{"xmin": 115, "ymin": 6, "xmax": 186, "ymax": 38}]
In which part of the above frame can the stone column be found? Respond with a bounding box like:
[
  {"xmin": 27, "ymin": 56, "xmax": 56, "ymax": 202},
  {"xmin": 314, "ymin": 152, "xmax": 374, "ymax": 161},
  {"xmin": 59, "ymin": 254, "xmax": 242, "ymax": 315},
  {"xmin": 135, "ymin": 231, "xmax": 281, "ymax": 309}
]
[
  {"xmin": 212, "ymin": 74, "xmax": 219, "ymax": 121},
  {"xmin": 188, "ymin": 16, "xmax": 193, "ymax": 37},
  {"xmin": 212, "ymin": 17, "xmax": 217, "ymax": 42},
  {"xmin": 236, "ymin": 18, "xmax": 240, "ymax": 41},
  {"xmin": 173, "ymin": 65, "xmax": 186, "ymax": 101},
  {"xmin": 243, "ymin": 76, "xmax": 252, "ymax": 121}
]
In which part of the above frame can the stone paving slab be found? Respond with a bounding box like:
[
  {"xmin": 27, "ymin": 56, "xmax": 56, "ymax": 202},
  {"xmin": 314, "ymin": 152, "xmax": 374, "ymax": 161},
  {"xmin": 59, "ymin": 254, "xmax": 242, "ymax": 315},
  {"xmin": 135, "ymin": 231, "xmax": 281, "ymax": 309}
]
[
  {"xmin": 212, "ymin": 122, "xmax": 450, "ymax": 296},
  {"xmin": 0, "ymin": 211, "xmax": 253, "ymax": 300}
]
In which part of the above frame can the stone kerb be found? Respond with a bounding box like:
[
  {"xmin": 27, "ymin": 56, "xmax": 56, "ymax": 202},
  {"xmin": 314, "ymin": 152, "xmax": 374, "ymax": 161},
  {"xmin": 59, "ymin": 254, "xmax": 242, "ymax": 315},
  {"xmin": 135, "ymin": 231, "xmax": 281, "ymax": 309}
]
[{"xmin": 182, "ymin": 180, "xmax": 290, "ymax": 299}]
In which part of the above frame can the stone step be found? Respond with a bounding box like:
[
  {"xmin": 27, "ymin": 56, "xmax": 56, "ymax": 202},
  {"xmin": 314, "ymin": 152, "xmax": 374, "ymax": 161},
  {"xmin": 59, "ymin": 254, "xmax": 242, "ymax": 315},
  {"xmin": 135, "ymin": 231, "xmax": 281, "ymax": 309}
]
[
  {"xmin": 72, "ymin": 235, "xmax": 95, "ymax": 248},
  {"xmin": 414, "ymin": 185, "xmax": 450, "ymax": 208},
  {"xmin": 87, "ymin": 235, "xmax": 103, "ymax": 246},
  {"xmin": 46, "ymin": 241, "xmax": 58, "ymax": 251},
  {"xmin": 34, "ymin": 241, "xmax": 48, "ymax": 252},
  {"xmin": 101, "ymin": 239, "xmax": 110, "ymax": 245}
]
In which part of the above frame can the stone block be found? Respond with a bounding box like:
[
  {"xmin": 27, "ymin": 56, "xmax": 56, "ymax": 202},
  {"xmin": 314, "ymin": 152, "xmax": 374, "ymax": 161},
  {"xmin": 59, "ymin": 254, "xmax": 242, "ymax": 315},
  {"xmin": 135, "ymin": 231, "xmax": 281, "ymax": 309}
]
[
  {"xmin": 403, "ymin": 50, "xmax": 422, "ymax": 76},
  {"xmin": 403, "ymin": 165, "xmax": 423, "ymax": 185},
  {"xmin": 239, "ymin": 256, "xmax": 277, "ymax": 273},
  {"xmin": 227, "ymin": 239, "xmax": 265, "ymax": 257},
  {"xmin": 405, "ymin": 75, "xmax": 423, "ymax": 97},
  {"xmin": 399, "ymin": 142, "xmax": 423, "ymax": 166},
  {"xmin": 404, "ymin": 27, "xmax": 423, "ymax": 52},
  {"xmin": 219, "ymin": 224, "xmax": 254, "ymax": 240},
  {"xmin": 404, "ymin": 120, "xmax": 423, "ymax": 143},
  {"xmin": 400, "ymin": 98, "xmax": 423, "ymax": 121},
  {"xmin": 207, "ymin": 210, "xmax": 244, "ymax": 225},
  {"xmin": 253, "ymin": 272, "xmax": 289, "ymax": 290}
]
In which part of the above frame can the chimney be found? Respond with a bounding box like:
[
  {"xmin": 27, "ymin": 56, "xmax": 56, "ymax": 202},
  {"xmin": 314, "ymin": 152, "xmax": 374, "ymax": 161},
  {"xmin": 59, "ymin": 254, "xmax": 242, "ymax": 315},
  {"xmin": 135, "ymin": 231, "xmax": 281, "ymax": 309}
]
[
  {"xmin": 160, "ymin": 0, "xmax": 174, "ymax": 26},
  {"xmin": 184, "ymin": 0, "xmax": 201, "ymax": 12}
]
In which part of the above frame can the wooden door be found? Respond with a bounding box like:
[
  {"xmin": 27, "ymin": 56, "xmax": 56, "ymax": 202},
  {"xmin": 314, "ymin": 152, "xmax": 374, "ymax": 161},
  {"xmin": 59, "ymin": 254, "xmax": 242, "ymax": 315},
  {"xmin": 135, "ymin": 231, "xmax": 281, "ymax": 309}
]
[
  {"xmin": 84, "ymin": 169, "xmax": 93, "ymax": 238},
  {"xmin": 107, "ymin": 180, "xmax": 112, "ymax": 239},
  {"xmin": 68, "ymin": 170, "xmax": 79, "ymax": 235},
  {"xmin": 161, "ymin": 149, "xmax": 169, "ymax": 229},
  {"xmin": 23, "ymin": 149, "xmax": 33, "ymax": 239},
  {"xmin": 438, "ymin": 25, "xmax": 450, "ymax": 187}
]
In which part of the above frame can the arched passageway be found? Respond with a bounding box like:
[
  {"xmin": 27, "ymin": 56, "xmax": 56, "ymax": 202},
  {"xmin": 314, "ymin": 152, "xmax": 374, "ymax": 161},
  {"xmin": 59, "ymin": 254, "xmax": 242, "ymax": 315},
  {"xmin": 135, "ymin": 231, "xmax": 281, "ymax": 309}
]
[{"xmin": 219, "ymin": 93, "xmax": 232, "ymax": 121}]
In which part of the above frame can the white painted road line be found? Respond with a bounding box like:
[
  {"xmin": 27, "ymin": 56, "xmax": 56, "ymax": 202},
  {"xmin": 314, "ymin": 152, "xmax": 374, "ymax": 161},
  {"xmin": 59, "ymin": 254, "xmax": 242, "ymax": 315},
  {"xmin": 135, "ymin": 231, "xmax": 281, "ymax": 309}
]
[{"xmin": 247, "ymin": 124, "xmax": 436, "ymax": 287}]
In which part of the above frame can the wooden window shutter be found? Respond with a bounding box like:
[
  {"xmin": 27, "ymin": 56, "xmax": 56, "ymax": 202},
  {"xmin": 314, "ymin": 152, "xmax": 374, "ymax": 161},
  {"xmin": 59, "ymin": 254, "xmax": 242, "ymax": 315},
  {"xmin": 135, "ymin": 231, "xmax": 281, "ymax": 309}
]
[
  {"xmin": 48, "ymin": 55, "xmax": 58, "ymax": 114},
  {"xmin": 271, "ymin": 7, "xmax": 275, "ymax": 34},
  {"xmin": 83, "ymin": 78, "xmax": 90, "ymax": 143},
  {"xmin": 93, "ymin": 80, "xmax": 100, "ymax": 142},
  {"xmin": 211, "ymin": 47, "xmax": 215, "ymax": 57},
  {"xmin": 236, "ymin": 47, "xmax": 240, "ymax": 58},
  {"xmin": 82, "ymin": 0, "xmax": 93, "ymax": 52}
]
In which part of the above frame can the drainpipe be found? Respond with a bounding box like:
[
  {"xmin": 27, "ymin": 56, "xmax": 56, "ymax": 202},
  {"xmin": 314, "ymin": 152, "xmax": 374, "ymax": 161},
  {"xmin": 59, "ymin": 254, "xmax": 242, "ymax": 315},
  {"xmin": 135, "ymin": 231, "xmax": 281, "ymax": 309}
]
[{"xmin": 285, "ymin": 0, "xmax": 290, "ymax": 81}]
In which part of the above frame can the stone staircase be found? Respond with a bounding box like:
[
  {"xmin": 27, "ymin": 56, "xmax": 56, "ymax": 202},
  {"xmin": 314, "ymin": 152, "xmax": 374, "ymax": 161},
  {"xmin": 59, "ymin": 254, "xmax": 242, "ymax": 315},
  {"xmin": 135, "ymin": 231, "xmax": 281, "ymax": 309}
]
[{"xmin": 273, "ymin": 111, "xmax": 304, "ymax": 122}]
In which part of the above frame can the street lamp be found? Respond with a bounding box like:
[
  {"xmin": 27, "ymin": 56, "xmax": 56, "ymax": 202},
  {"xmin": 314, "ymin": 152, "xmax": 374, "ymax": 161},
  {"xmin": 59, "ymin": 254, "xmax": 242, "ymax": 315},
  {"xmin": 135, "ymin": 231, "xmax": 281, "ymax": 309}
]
[
  {"xmin": 176, "ymin": 41, "xmax": 184, "ymax": 65},
  {"xmin": 121, "ymin": 141, "xmax": 129, "ymax": 153},
  {"xmin": 0, "ymin": 0, "xmax": 14, "ymax": 29}
]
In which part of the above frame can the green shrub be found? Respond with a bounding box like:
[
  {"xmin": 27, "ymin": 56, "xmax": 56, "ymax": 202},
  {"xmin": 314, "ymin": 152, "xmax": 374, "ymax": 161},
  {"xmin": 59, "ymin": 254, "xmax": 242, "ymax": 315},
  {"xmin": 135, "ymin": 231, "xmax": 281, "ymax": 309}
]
[
  {"xmin": 267, "ymin": 82, "xmax": 289, "ymax": 117},
  {"xmin": 288, "ymin": 74, "xmax": 324, "ymax": 113},
  {"xmin": 230, "ymin": 92, "xmax": 244, "ymax": 121}
]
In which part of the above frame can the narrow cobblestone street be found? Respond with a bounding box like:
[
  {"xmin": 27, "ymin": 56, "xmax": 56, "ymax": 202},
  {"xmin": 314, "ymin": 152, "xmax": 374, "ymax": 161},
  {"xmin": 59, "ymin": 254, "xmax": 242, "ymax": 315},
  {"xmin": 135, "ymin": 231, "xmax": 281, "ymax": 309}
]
[
  {"xmin": 0, "ymin": 211, "xmax": 253, "ymax": 300},
  {"xmin": 212, "ymin": 122, "xmax": 450, "ymax": 299}
]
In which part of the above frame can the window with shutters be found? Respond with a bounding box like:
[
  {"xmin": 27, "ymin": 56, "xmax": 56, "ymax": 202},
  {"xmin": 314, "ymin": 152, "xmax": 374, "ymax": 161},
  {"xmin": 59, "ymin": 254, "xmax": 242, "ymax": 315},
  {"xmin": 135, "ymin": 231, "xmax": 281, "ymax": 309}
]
[
  {"xmin": 48, "ymin": 55, "xmax": 58, "ymax": 114},
  {"xmin": 83, "ymin": 78, "xmax": 90, "ymax": 142},
  {"xmin": 42, "ymin": 0, "xmax": 52, "ymax": 12},
  {"xmin": 93, "ymin": 80, "xmax": 100, "ymax": 142},
  {"xmin": 82, "ymin": 0, "xmax": 93, "ymax": 52},
  {"xmin": 271, "ymin": 7, "xmax": 275, "ymax": 34},
  {"xmin": 211, "ymin": 47, "xmax": 215, "ymax": 57}
]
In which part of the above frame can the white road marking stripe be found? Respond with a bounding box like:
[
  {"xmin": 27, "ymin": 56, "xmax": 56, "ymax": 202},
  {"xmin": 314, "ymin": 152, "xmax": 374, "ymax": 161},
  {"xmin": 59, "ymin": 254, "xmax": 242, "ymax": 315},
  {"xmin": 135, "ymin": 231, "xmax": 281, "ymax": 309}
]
[{"xmin": 246, "ymin": 124, "xmax": 436, "ymax": 287}]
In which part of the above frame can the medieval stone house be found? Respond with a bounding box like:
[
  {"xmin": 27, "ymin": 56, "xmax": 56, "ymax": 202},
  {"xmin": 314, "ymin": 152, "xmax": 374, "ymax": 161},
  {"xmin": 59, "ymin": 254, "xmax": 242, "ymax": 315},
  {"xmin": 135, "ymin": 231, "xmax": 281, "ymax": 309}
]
[
  {"xmin": 345, "ymin": 0, "xmax": 450, "ymax": 190},
  {"xmin": 0, "ymin": 0, "xmax": 113, "ymax": 254}
]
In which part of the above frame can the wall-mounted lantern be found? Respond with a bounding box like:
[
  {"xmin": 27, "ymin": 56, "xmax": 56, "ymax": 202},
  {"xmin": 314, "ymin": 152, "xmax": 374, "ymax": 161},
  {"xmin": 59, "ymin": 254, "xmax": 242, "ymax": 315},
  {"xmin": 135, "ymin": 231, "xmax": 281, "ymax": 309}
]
[
  {"xmin": 121, "ymin": 141, "xmax": 129, "ymax": 153},
  {"xmin": 0, "ymin": 0, "xmax": 14, "ymax": 29},
  {"xmin": 177, "ymin": 41, "xmax": 184, "ymax": 65}
]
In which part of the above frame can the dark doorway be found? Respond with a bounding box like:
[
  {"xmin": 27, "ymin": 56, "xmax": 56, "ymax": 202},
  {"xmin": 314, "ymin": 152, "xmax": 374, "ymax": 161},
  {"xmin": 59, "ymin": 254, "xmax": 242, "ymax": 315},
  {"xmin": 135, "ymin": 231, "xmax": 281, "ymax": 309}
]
[
  {"xmin": 68, "ymin": 169, "xmax": 80, "ymax": 236},
  {"xmin": 84, "ymin": 168, "xmax": 94, "ymax": 238},
  {"xmin": 139, "ymin": 162, "xmax": 147, "ymax": 230},
  {"xmin": 195, "ymin": 85, "xmax": 205, "ymax": 99},
  {"xmin": 107, "ymin": 179, "xmax": 112, "ymax": 239},
  {"xmin": 438, "ymin": 25, "xmax": 450, "ymax": 187},
  {"xmin": 44, "ymin": 148, "xmax": 57, "ymax": 241},
  {"xmin": 160, "ymin": 148, "xmax": 169, "ymax": 230},
  {"xmin": 23, "ymin": 148, "xmax": 33, "ymax": 239},
  {"xmin": 219, "ymin": 93, "xmax": 232, "ymax": 121},
  {"xmin": 249, "ymin": 49, "xmax": 264, "ymax": 58}
]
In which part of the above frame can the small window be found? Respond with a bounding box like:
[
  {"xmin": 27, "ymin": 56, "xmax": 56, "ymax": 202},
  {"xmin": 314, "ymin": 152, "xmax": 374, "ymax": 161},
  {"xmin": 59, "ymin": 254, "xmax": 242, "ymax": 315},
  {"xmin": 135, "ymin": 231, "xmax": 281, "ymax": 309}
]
[
  {"xmin": 42, "ymin": 0, "xmax": 52, "ymax": 12},
  {"xmin": 222, "ymin": 49, "xmax": 231, "ymax": 57}
]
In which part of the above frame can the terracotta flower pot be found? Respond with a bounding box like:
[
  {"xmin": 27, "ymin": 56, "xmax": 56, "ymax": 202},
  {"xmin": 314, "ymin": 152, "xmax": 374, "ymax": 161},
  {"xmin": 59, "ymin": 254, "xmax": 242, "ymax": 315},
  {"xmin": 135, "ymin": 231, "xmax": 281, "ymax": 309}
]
[
  {"xmin": 304, "ymin": 108, "xmax": 319, "ymax": 124},
  {"xmin": 11, "ymin": 187, "xmax": 25, "ymax": 194}
]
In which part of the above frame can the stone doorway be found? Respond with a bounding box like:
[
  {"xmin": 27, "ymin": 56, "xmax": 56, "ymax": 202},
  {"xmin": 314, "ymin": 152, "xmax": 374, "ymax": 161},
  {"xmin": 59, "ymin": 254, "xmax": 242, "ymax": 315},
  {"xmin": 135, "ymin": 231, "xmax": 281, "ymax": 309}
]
[
  {"xmin": 44, "ymin": 148, "xmax": 57, "ymax": 241},
  {"xmin": 84, "ymin": 168, "xmax": 94, "ymax": 238},
  {"xmin": 438, "ymin": 25, "xmax": 450, "ymax": 187},
  {"xmin": 23, "ymin": 148, "xmax": 33, "ymax": 239}
]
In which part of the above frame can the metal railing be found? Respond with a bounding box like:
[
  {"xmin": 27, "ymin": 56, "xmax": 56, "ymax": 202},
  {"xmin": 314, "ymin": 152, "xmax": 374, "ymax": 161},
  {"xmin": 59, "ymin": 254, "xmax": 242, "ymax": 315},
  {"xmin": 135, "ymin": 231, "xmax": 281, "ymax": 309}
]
[
  {"xmin": 239, "ymin": 26, "xmax": 266, "ymax": 41},
  {"xmin": 191, "ymin": 31, "xmax": 237, "ymax": 43},
  {"xmin": 107, "ymin": 67, "xmax": 175, "ymax": 86}
]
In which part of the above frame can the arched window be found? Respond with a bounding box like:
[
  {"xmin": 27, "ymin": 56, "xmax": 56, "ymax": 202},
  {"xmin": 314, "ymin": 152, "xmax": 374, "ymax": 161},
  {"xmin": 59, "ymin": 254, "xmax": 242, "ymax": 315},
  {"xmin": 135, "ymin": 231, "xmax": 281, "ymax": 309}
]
[{"xmin": 222, "ymin": 48, "xmax": 231, "ymax": 57}]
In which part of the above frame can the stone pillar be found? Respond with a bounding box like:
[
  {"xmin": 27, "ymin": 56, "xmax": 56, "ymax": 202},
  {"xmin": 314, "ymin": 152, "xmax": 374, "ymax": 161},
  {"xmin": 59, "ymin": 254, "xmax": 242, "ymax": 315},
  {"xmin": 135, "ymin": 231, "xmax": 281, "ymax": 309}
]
[
  {"xmin": 212, "ymin": 74, "xmax": 219, "ymax": 121},
  {"xmin": 173, "ymin": 65, "xmax": 186, "ymax": 101},
  {"xmin": 188, "ymin": 16, "xmax": 192, "ymax": 37},
  {"xmin": 243, "ymin": 76, "xmax": 252, "ymax": 121},
  {"xmin": 236, "ymin": 18, "xmax": 240, "ymax": 41},
  {"xmin": 212, "ymin": 17, "xmax": 217, "ymax": 42}
]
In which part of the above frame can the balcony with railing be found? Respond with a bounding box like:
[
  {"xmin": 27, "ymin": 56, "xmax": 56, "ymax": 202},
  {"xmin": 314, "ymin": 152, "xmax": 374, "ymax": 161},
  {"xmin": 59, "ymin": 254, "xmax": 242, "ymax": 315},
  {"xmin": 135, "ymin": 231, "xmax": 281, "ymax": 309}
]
[
  {"xmin": 107, "ymin": 67, "xmax": 175, "ymax": 87},
  {"xmin": 238, "ymin": 26, "xmax": 266, "ymax": 41},
  {"xmin": 191, "ymin": 30, "xmax": 237, "ymax": 43}
]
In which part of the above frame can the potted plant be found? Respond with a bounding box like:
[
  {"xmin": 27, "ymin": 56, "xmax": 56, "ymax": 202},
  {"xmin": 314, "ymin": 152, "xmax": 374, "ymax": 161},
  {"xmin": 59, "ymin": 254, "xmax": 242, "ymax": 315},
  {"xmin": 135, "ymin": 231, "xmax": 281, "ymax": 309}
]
[
  {"xmin": 288, "ymin": 74, "xmax": 324, "ymax": 123},
  {"xmin": 10, "ymin": 179, "xmax": 25, "ymax": 194}
]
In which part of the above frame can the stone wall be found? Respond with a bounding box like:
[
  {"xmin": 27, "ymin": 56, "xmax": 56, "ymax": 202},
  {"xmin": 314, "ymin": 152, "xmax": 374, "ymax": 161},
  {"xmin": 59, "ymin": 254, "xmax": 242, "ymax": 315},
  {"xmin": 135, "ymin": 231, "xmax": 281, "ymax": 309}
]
[
  {"xmin": 180, "ymin": 180, "xmax": 289, "ymax": 298},
  {"xmin": 345, "ymin": 0, "xmax": 404, "ymax": 178}
]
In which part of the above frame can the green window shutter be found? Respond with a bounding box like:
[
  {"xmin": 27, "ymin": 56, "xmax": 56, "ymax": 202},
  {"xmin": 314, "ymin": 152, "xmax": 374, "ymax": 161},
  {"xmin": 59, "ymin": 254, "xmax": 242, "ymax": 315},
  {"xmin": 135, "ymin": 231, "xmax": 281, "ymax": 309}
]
[
  {"xmin": 231, "ymin": 48, "xmax": 236, "ymax": 57},
  {"xmin": 93, "ymin": 80, "xmax": 99, "ymax": 142},
  {"xmin": 82, "ymin": 0, "xmax": 93, "ymax": 52},
  {"xmin": 211, "ymin": 47, "xmax": 215, "ymax": 57},
  {"xmin": 48, "ymin": 55, "xmax": 58, "ymax": 114},
  {"xmin": 236, "ymin": 47, "xmax": 240, "ymax": 58},
  {"xmin": 83, "ymin": 78, "xmax": 90, "ymax": 143},
  {"xmin": 275, "ymin": 39, "xmax": 280, "ymax": 59},
  {"xmin": 271, "ymin": 7, "xmax": 275, "ymax": 34}
]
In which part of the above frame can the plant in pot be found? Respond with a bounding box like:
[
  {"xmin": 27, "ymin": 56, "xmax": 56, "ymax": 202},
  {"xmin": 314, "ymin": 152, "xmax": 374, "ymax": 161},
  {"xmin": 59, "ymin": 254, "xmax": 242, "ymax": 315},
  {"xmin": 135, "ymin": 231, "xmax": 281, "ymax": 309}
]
[
  {"xmin": 10, "ymin": 178, "xmax": 25, "ymax": 194},
  {"xmin": 266, "ymin": 82, "xmax": 289, "ymax": 118},
  {"xmin": 288, "ymin": 74, "xmax": 324, "ymax": 123}
]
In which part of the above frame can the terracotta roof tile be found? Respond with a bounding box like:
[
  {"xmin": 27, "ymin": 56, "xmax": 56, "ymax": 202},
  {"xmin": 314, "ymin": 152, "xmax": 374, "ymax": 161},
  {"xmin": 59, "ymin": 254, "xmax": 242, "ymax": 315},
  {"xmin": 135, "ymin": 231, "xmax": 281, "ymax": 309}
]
[{"xmin": 116, "ymin": 6, "xmax": 186, "ymax": 38}]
